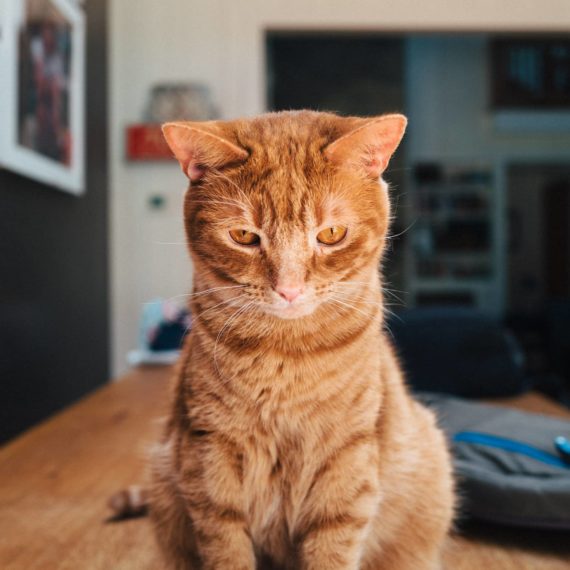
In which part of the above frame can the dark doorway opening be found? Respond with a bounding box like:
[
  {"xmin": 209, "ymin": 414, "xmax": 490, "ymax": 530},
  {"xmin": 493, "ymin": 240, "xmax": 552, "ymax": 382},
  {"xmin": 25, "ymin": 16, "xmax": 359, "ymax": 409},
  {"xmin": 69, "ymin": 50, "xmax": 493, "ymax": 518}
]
[{"xmin": 506, "ymin": 163, "xmax": 570, "ymax": 392}]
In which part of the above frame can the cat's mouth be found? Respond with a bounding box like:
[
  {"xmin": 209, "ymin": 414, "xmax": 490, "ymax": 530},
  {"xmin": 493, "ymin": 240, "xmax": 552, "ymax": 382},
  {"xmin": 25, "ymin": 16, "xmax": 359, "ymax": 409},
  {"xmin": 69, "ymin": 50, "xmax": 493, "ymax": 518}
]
[
  {"xmin": 262, "ymin": 295, "xmax": 318, "ymax": 320},
  {"xmin": 272, "ymin": 303, "xmax": 316, "ymax": 319}
]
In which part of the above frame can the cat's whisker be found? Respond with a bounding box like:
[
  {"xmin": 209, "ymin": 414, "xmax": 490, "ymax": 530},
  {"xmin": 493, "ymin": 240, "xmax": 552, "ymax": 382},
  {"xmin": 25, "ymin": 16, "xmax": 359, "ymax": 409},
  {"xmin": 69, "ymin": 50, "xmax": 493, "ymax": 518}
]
[
  {"xmin": 385, "ymin": 218, "xmax": 418, "ymax": 241},
  {"xmin": 322, "ymin": 300, "xmax": 347, "ymax": 322},
  {"xmin": 143, "ymin": 286, "xmax": 247, "ymax": 307},
  {"xmin": 382, "ymin": 306, "xmax": 404, "ymax": 324},
  {"xmin": 329, "ymin": 297, "xmax": 379, "ymax": 321},
  {"xmin": 331, "ymin": 285, "xmax": 405, "ymax": 305},
  {"xmin": 384, "ymin": 166, "xmax": 413, "ymax": 174},
  {"xmin": 332, "ymin": 282, "xmax": 373, "ymax": 295},
  {"xmin": 331, "ymin": 290, "xmax": 402, "ymax": 327},
  {"xmin": 338, "ymin": 280, "xmax": 408, "ymax": 294},
  {"xmin": 178, "ymin": 294, "xmax": 248, "ymax": 348},
  {"xmin": 334, "ymin": 281, "xmax": 408, "ymax": 304},
  {"xmin": 193, "ymin": 294, "xmax": 249, "ymax": 323},
  {"xmin": 329, "ymin": 299, "xmax": 375, "ymax": 321},
  {"xmin": 381, "ymin": 290, "xmax": 406, "ymax": 304},
  {"xmin": 333, "ymin": 282, "xmax": 370, "ymax": 288},
  {"xmin": 344, "ymin": 291, "xmax": 405, "ymax": 307},
  {"xmin": 335, "ymin": 282, "xmax": 378, "ymax": 291},
  {"xmin": 333, "ymin": 295, "xmax": 384, "ymax": 307},
  {"xmin": 383, "ymin": 284, "xmax": 408, "ymax": 293},
  {"xmin": 331, "ymin": 292, "xmax": 403, "ymax": 312},
  {"xmin": 383, "ymin": 320, "xmax": 397, "ymax": 341},
  {"xmin": 185, "ymin": 285, "xmax": 247, "ymax": 299}
]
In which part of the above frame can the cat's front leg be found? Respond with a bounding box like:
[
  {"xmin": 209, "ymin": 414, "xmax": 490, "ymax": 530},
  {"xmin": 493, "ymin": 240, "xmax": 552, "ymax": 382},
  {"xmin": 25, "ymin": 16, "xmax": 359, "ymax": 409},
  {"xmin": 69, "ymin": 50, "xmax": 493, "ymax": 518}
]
[
  {"xmin": 178, "ymin": 436, "xmax": 255, "ymax": 570},
  {"xmin": 294, "ymin": 439, "xmax": 380, "ymax": 570}
]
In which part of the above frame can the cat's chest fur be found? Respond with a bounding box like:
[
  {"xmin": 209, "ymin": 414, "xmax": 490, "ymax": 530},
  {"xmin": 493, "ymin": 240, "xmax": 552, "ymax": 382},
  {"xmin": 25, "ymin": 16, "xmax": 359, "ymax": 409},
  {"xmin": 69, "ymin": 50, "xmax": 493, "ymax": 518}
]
[
  {"xmin": 187, "ymin": 328, "xmax": 382, "ymax": 559},
  {"xmin": 239, "ymin": 405, "xmax": 316, "ymax": 561},
  {"xmin": 227, "ymin": 359, "xmax": 380, "ymax": 559}
]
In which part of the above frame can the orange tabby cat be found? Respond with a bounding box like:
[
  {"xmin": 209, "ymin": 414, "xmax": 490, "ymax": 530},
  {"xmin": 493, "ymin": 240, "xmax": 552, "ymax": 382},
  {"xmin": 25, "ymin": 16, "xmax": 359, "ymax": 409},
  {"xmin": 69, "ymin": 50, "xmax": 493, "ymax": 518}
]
[{"xmin": 148, "ymin": 111, "xmax": 454, "ymax": 570}]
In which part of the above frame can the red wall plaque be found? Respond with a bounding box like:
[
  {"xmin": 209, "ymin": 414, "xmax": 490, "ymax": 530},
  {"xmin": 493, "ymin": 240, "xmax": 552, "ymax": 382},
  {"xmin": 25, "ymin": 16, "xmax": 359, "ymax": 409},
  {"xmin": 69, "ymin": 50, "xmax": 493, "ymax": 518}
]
[{"xmin": 126, "ymin": 124, "xmax": 173, "ymax": 161}]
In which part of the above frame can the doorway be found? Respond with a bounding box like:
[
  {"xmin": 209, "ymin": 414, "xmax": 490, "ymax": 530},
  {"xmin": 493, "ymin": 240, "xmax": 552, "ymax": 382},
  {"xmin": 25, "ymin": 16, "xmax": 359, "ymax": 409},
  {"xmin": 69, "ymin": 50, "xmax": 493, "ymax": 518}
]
[{"xmin": 507, "ymin": 162, "xmax": 570, "ymax": 382}]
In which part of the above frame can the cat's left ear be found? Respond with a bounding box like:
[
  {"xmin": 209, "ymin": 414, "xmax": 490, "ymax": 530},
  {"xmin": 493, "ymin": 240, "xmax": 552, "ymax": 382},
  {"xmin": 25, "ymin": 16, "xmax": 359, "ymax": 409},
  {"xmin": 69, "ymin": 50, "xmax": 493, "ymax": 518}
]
[{"xmin": 325, "ymin": 114, "xmax": 407, "ymax": 179}]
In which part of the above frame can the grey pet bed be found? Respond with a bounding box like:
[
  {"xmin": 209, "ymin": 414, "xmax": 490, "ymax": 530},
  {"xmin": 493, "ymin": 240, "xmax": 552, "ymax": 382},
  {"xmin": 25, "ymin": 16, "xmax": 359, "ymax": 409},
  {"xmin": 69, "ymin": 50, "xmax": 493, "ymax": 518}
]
[{"xmin": 419, "ymin": 393, "xmax": 570, "ymax": 530}]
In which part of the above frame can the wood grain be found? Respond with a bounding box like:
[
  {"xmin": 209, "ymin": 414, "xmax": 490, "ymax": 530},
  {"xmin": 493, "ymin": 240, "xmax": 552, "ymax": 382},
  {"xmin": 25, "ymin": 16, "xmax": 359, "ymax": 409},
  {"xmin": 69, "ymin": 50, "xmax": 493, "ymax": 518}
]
[{"xmin": 1, "ymin": 366, "xmax": 569, "ymax": 569}]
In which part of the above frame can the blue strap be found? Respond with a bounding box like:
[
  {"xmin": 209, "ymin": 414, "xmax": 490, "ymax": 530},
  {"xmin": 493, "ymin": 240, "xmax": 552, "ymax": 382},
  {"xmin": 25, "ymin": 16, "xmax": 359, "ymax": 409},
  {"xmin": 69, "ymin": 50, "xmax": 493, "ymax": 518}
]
[{"xmin": 453, "ymin": 431, "xmax": 570, "ymax": 470}]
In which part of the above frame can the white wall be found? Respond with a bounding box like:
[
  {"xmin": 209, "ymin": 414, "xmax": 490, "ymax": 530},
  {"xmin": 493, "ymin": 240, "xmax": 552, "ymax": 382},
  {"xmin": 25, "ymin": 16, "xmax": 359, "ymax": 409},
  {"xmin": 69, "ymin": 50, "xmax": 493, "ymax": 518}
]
[
  {"xmin": 109, "ymin": 0, "xmax": 570, "ymax": 377},
  {"xmin": 109, "ymin": 0, "xmax": 231, "ymax": 376},
  {"xmin": 406, "ymin": 36, "xmax": 570, "ymax": 160}
]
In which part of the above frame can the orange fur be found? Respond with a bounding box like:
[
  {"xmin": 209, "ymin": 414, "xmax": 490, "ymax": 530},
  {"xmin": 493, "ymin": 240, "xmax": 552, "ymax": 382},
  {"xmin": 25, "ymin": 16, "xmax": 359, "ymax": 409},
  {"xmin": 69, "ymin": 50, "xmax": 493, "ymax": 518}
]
[{"xmin": 150, "ymin": 111, "xmax": 454, "ymax": 569}]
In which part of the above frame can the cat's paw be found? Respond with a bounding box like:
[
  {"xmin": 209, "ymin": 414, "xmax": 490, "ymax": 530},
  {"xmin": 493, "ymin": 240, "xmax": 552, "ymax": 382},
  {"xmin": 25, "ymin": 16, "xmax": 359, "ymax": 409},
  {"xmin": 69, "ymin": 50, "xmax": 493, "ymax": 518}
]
[{"xmin": 107, "ymin": 485, "xmax": 148, "ymax": 520}]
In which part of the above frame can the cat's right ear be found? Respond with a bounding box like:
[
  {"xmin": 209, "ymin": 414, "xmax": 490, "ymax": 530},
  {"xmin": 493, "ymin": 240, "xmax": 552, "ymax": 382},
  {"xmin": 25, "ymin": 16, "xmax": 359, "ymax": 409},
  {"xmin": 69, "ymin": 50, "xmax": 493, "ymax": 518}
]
[{"xmin": 162, "ymin": 122, "xmax": 249, "ymax": 182}]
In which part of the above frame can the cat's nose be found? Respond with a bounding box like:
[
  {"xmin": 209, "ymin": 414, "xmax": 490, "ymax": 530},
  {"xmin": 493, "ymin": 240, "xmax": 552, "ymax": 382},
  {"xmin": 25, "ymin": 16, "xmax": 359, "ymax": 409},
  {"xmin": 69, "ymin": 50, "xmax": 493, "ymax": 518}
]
[{"xmin": 275, "ymin": 283, "xmax": 304, "ymax": 303}]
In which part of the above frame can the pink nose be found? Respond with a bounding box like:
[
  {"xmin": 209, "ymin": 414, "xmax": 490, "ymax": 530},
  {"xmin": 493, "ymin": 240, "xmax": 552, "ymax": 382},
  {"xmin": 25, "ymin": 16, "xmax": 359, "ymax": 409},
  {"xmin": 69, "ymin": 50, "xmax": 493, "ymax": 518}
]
[{"xmin": 275, "ymin": 284, "xmax": 304, "ymax": 303}]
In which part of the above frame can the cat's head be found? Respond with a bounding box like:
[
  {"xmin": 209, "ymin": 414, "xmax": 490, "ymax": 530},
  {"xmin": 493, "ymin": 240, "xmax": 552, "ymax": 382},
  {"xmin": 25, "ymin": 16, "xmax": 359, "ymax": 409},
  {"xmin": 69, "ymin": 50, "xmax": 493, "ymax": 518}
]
[{"xmin": 163, "ymin": 111, "xmax": 406, "ymax": 320}]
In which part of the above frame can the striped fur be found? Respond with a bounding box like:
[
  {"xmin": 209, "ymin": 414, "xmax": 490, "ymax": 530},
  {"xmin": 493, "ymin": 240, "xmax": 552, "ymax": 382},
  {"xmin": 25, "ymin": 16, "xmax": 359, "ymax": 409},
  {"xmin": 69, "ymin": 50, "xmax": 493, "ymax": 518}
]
[{"xmin": 149, "ymin": 111, "xmax": 454, "ymax": 570}]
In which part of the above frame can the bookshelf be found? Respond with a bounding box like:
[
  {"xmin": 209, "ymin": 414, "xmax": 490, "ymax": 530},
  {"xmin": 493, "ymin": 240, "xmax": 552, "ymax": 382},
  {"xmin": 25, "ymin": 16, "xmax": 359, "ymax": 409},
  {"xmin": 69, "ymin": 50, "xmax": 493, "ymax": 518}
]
[{"xmin": 405, "ymin": 163, "xmax": 503, "ymax": 315}]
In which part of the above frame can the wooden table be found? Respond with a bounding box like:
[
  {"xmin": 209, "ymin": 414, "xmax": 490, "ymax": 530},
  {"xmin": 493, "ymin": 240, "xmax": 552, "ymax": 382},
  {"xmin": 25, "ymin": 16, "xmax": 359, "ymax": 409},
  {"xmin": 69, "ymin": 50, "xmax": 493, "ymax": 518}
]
[{"xmin": 1, "ymin": 366, "xmax": 569, "ymax": 569}]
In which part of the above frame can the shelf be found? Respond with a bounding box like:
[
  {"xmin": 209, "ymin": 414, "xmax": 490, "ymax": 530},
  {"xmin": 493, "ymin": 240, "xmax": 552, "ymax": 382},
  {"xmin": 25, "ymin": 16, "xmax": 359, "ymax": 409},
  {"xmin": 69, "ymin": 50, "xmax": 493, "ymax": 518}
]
[{"xmin": 406, "ymin": 161, "xmax": 503, "ymax": 313}]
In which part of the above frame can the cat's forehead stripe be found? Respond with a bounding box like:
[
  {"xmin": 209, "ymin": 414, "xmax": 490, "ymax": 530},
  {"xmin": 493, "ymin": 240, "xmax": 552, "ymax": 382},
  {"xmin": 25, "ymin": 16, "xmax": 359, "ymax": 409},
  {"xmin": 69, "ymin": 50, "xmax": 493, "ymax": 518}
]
[{"xmin": 231, "ymin": 115, "xmax": 341, "ymax": 230}]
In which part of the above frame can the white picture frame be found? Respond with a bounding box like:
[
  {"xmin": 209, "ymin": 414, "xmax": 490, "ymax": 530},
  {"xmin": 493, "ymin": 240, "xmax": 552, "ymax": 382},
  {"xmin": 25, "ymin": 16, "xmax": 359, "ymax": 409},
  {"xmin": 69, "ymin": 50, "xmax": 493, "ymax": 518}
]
[{"xmin": 0, "ymin": 0, "xmax": 85, "ymax": 195}]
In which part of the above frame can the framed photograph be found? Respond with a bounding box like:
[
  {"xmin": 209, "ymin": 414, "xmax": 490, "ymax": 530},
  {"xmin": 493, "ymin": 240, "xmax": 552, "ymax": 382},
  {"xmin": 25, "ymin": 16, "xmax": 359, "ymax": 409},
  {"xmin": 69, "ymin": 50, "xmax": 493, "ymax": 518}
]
[{"xmin": 0, "ymin": 0, "xmax": 85, "ymax": 195}]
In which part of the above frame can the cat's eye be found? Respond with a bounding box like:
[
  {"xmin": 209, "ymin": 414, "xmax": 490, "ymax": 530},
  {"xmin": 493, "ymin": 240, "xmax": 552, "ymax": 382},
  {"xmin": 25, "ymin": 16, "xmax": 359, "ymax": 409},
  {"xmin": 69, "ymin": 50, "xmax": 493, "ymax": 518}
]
[
  {"xmin": 316, "ymin": 226, "xmax": 348, "ymax": 246},
  {"xmin": 229, "ymin": 229, "xmax": 260, "ymax": 246}
]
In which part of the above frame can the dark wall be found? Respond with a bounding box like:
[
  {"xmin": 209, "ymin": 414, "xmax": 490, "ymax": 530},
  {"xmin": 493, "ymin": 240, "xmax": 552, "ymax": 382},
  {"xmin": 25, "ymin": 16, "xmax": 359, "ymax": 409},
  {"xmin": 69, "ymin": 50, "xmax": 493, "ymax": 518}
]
[{"xmin": 0, "ymin": 0, "xmax": 109, "ymax": 443}]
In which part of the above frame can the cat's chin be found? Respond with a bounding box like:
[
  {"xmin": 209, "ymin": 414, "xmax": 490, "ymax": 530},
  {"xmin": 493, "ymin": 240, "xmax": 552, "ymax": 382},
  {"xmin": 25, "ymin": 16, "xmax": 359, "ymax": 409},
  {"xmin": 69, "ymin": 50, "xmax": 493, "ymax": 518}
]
[{"xmin": 263, "ymin": 303, "xmax": 317, "ymax": 320}]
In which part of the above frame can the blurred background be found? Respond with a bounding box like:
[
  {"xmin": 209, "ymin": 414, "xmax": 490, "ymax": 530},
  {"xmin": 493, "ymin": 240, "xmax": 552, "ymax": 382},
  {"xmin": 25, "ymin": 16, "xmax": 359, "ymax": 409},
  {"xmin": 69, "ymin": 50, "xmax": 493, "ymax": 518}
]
[{"xmin": 1, "ymin": 0, "xmax": 570, "ymax": 443}]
